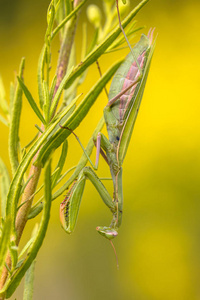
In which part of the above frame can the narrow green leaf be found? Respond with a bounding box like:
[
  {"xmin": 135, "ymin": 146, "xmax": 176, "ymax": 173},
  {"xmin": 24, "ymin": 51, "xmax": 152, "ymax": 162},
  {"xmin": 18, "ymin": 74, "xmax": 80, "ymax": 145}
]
[
  {"xmin": 52, "ymin": 139, "xmax": 68, "ymax": 188},
  {"xmin": 23, "ymin": 260, "xmax": 36, "ymax": 300},
  {"xmin": 27, "ymin": 203, "xmax": 43, "ymax": 220},
  {"xmin": 9, "ymin": 57, "xmax": 25, "ymax": 175},
  {"xmin": 35, "ymin": 124, "xmax": 44, "ymax": 134},
  {"xmin": 9, "ymin": 241, "xmax": 18, "ymax": 271},
  {"xmin": 62, "ymin": 44, "xmax": 77, "ymax": 107},
  {"xmin": 86, "ymin": 27, "xmax": 99, "ymax": 56},
  {"xmin": 65, "ymin": 0, "xmax": 72, "ymax": 16},
  {"xmin": 5, "ymin": 160, "xmax": 52, "ymax": 298},
  {"xmin": 49, "ymin": 74, "xmax": 57, "ymax": 102},
  {"xmin": 0, "ymin": 114, "xmax": 8, "ymax": 126},
  {"xmin": 46, "ymin": 2, "xmax": 55, "ymax": 44},
  {"xmin": 0, "ymin": 217, "xmax": 11, "ymax": 277},
  {"xmin": 19, "ymin": 224, "xmax": 38, "ymax": 259},
  {"xmin": 43, "ymin": 80, "xmax": 50, "ymax": 123},
  {"xmin": 15, "ymin": 259, "xmax": 24, "ymax": 269},
  {"xmin": 17, "ymin": 77, "xmax": 46, "ymax": 125},
  {"xmin": 0, "ymin": 158, "xmax": 10, "ymax": 218},
  {"xmin": 81, "ymin": 23, "xmax": 87, "ymax": 61},
  {"xmin": 49, "ymin": 66, "xmax": 74, "ymax": 118},
  {"xmin": 37, "ymin": 45, "xmax": 47, "ymax": 109},
  {"xmin": 0, "ymin": 75, "xmax": 9, "ymax": 116},
  {"xmin": 23, "ymin": 133, "xmax": 39, "ymax": 150},
  {"xmin": 55, "ymin": 0, "xmax": 65, "ymax": 27},
  {"xmin": 9, "ymin": 81, "xmax": 15, "ymax": 116}
]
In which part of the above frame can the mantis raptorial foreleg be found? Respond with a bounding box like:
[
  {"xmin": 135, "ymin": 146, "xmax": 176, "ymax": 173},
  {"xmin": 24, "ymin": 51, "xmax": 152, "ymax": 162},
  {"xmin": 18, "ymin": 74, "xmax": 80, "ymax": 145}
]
[{"xmin": 60, "ymin": 31, "xmax": 155, "ymax": 240}]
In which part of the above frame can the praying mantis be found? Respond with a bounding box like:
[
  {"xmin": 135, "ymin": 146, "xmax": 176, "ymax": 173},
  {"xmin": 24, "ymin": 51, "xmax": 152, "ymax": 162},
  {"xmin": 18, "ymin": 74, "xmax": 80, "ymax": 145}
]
[{"xmin": 60, "ymin": 1, "xmax": 155, "ymax": 241}]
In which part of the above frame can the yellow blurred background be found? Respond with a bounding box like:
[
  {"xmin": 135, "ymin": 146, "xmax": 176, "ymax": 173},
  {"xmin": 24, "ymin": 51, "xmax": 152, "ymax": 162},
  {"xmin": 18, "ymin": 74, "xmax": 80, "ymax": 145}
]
[{"xmin": 0, "ymin": 0, "xmax": 200, "ymax": 299}]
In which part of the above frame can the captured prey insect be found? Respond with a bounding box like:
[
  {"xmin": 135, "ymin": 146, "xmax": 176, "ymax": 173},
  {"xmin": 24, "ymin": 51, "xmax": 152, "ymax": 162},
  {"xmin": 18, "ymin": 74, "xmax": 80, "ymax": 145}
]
[{"xmin": 60, "ymin": 29, "xmax": 155, "ymax": 242}]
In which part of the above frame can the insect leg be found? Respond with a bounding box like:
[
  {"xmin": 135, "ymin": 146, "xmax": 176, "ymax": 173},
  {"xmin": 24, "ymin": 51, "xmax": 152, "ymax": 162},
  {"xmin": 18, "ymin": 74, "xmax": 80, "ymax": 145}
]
[{"xmin": 60, "ymin": 166, "xmax": 117, "ymax": 237}]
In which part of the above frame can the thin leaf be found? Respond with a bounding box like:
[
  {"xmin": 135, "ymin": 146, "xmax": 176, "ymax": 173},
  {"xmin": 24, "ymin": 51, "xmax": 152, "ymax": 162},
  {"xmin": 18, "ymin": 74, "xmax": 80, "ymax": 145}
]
[
  {"xmin": 9, "ymin": 241, "xmax": 18, "ymax": 271},
  {"xmin": 86, "ymin": 27, "xmax": 99, "ymax": 56},
  {"xmin": 27, "ymin": 204, "xmax": 44, "ymax": 220},
  {"xmin": 0, "ymin": 75, "xmax": 9, "ymax": 116},
  {"xmin": 35, "ymin": 124, "xmax": 44, "ymax": 134},
  {"xmin": 52, "ymin": 139, "xmax": 68, "ymax": 188},
  {"xmin": 23, "ymin": 133, "xmax": 39, "ymax": 150},
  {"xmin": 0, "ymin": 158, "xmax": 10, "ymax": 218},
  {"xmin": 9, "ymin": 81, "xmax": 15, "ymax": 116},
  {"xmin": 62, "ymin": 44, "xmax": 78, "ymax": 107},
  {"xmin": 0, "ymin": 114, "xmax": 8, "ymax": 126},
  {"xmin": 23, "ymin": 260, "xmax": 36, "ymax": 300},
  {"xmin": 43, "ymin": 80, "xmax": 50, "ymax": 123},
  {"xmin": 9, "ymin": 57, "xmax": 25, "ymax": 175},
  {"xmin": 49, "ymin": 66, "xmax": 74, "ymax": 118},
  {"xmin": 15, "ymin": 259, "xmax": 24, "ymax": 270},
  {"xmin": 37, "ymin": 45, "xmax": 47, "ymax": 109},
  {"xmin": 81, "ymin": 23, "xmax": 87, "ymax": 61},
  {"xmin": 17, "ymin": 77, "xmax": 46, "ymax": 125},
  {"xmin": 45, "ymin": 2, "xmax": 55, "ymax": 44},
  {"xmin": 19, "ymin": 224, "xmax": 38, "ymax": 259},
  {"xmin": 49, "ymin": 74, "xmax": 57, "ymax": 102},
  {"xmin": 65, "ymin": 0, "xmax": 72, "ymax": 16},
  {"xmin": 55, "ymin": 0, "xmax": 65, "ymax": 27},
  {"xmin": 0, "ymin": 217, "xmax": 11, "ymax": 277}
]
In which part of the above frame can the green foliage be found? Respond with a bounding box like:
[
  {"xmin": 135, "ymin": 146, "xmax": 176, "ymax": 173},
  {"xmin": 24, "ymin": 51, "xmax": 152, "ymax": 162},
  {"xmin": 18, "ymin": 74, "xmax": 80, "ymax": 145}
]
[{"xmin": 0, "ymin": 0, "xmax": 150, "ymax": 298}]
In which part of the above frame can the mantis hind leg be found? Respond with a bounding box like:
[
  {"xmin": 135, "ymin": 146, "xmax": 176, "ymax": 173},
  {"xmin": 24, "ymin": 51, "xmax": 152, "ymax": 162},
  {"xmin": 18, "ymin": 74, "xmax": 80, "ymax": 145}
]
[{"xmin": 60, "ymin": 166, "xmax": 120, "ymax": 239}]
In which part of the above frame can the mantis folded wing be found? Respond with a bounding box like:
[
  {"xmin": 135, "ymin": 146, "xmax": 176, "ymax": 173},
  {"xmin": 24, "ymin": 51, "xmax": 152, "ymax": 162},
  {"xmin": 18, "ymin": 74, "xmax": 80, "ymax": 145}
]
[{"xmin": 60, "ymin": 30, "xmax": 155, "ymax": 240}]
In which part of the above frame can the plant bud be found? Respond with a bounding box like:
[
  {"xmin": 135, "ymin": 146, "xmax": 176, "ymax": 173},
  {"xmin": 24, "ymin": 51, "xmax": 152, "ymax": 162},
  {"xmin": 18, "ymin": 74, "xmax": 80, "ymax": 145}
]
[
  {"xmin": 87, "ymin": 5, "xmax": 102, "ymax": 28},
  {"xmin": 119, "ymin": 0, "xmax": 130, "ymax": 15}
]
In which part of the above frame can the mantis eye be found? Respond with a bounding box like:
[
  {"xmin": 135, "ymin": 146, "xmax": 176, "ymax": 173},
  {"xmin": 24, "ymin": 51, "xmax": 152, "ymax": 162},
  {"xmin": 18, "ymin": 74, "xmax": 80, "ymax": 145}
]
[{"xmin": 96, "ymin": 226, "xmax": 118, "ymax": 240}]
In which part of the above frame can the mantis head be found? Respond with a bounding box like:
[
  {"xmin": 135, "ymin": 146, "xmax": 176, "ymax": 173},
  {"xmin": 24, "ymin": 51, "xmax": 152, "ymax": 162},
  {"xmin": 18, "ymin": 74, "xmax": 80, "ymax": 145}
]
[
  {"xmin": 96, "ymin": 226, "xmax": 118, "ymax": 240},
  {"xmin": 97, "ymin": 226, "xmax": 119, "ymax": 268}
]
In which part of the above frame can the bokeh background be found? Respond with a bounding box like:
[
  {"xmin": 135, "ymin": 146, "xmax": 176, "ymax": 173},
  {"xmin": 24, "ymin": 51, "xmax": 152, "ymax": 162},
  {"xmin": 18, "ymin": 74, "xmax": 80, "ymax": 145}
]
[{"xmin": 0, "ymin": 0, "xmax": 200, "ymax": 299}]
